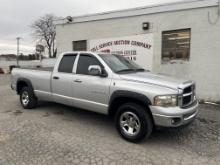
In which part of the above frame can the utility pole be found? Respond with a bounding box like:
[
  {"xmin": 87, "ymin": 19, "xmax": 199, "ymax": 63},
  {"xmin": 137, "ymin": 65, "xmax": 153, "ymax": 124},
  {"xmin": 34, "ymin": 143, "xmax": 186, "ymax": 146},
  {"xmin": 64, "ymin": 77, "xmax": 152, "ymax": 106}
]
[{"xmin": 16, "ymin": 37, "xmax": 21, "ymax": 66}]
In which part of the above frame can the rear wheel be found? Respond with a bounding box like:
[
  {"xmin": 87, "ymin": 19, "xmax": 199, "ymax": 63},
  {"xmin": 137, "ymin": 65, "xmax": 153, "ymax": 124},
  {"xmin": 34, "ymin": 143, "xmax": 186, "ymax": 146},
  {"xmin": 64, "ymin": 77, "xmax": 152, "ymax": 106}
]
[
  {"xmin": 115, "ymin": 102, "xmax": 153, "ymax": 142},
  {"xmin": 20, "ymin": 87, "xmax": 38, "ymax": 109}
]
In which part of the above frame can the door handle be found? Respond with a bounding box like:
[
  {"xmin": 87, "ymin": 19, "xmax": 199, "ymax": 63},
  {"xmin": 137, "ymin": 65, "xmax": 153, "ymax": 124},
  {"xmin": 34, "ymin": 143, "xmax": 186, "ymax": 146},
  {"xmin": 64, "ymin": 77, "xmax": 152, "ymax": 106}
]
[
  {"xmin": 53, "ymin": 76, "xmax": 59, "ymax": 80},
  {"xmin": 74, "ymin": 79, "xmax": 82, "ymax": 83}
]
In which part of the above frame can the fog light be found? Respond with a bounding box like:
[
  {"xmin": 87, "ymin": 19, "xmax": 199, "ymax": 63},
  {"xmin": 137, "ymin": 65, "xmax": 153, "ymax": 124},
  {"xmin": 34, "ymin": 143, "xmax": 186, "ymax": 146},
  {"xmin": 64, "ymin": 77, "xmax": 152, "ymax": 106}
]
[{"xmin": 171, "ymin": 118, "xmax": 181, "ymax": 125}]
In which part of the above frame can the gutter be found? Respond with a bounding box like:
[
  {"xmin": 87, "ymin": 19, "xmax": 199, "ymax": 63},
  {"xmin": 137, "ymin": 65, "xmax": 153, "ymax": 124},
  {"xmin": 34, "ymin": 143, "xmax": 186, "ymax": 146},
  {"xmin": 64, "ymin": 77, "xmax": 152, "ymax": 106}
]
[{"xmin": 55, "ymin": 0, "xmax": 219, "ymax": 25}]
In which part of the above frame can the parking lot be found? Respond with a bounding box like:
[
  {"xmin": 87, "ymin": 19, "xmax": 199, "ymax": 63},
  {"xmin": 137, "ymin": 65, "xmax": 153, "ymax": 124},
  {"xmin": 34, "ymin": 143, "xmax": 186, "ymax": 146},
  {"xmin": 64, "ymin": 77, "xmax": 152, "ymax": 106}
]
[{"xmin": 0, "ymin": 74, "xmax": 219, "ymax": 165}]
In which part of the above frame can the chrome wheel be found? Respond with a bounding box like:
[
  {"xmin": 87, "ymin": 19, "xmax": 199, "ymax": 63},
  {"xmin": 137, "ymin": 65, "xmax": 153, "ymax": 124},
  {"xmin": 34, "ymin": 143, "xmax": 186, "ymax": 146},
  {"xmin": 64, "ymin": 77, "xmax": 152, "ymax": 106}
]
[
  {"xmin": 21, "ymin": 91, "xmax": 29, "ymax": 106},
  {"xmin": 120, "ymin": 112, "xmax": 141, "ymax": 136}
]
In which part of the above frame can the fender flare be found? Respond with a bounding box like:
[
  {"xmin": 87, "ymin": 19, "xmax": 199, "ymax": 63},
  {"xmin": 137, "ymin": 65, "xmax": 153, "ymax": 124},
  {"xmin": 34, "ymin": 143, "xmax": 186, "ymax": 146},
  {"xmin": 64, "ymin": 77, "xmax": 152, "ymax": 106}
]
[
  {"xmin": 108, "ymin": 90, "xmax": 152, "ymax": 115},
  {"xmin": 16, "ymin": 78, "xmax": 34, "ymax": 94}
]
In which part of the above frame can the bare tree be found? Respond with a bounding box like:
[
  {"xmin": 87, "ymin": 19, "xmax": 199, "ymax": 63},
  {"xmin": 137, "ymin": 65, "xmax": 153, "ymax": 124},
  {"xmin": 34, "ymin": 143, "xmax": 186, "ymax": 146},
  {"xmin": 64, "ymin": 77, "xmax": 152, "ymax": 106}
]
[{"xmin": 31, "ymin": 14, "xmax": 57, "ymax": 58}]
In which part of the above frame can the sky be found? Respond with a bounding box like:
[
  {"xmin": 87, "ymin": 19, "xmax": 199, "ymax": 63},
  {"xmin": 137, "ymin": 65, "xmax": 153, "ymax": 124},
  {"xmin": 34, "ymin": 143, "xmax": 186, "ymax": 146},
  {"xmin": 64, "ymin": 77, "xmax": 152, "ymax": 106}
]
[{"xmin": 0, "ymin": 0, "xmax": 183, "ymax": 55}]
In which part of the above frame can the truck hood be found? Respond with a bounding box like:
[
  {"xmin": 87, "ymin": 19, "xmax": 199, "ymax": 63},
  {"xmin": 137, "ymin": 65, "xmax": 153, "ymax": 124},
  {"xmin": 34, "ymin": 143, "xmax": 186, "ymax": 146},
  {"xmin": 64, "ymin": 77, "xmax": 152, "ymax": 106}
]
[{"xmin": 119, "ymin": 71, "xmax": 191, "ymax": 90}]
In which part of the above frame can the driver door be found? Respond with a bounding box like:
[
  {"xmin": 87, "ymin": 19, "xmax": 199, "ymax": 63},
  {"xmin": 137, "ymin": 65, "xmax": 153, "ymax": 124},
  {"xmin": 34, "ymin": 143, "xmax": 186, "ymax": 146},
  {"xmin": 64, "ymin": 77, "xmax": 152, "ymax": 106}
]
[{"xmin": 72, "ymin": 53, "xmax": 111, "ymax": 114}]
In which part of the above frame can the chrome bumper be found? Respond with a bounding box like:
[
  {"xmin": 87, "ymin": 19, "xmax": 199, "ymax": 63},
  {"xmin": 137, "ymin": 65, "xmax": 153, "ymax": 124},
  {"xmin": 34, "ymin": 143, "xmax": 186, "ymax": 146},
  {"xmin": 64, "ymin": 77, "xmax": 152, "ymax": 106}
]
[{"xmin": 151, "ymin": 101, "xmax": 199, "ymax": 127}]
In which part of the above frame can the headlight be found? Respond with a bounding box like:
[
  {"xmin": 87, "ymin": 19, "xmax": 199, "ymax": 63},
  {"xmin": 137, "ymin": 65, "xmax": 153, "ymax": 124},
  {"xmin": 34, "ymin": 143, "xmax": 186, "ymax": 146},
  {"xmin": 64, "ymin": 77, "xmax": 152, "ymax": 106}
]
[{"xmin": 154, "ymin": 95, "xmax": 178, "ymax": 107}]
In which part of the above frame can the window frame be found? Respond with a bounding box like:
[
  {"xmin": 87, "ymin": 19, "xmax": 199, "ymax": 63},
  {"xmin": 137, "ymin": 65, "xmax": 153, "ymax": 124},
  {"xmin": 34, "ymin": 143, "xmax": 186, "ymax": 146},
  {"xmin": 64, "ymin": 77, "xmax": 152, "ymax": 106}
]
[
  {"xmin": 161, "ymin": 28, "xmax": 191, "ymax": 63},
  {"xmin": 58, "ymin": 54, "xmax": 77, "ymax": 74},
  {"xmin": 76, "ymin": 53, "xmax": 104, "ymax": 76}
]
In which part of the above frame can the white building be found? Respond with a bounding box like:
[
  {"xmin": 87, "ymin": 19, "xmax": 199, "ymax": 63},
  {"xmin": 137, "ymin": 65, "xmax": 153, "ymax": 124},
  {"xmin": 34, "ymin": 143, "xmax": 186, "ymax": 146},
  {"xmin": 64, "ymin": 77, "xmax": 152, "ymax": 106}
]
[{"xmin": 56, "ymin": 0, "xmax": 220, "ymax": 102}]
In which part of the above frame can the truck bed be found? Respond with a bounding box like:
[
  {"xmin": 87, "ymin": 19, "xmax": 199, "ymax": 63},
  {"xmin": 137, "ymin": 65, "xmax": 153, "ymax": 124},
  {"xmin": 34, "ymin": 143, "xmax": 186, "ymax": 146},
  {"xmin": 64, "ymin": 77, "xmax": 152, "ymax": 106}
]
[
  {"xmin": 11, "ymin": 67, "xmax": 53, "ymax": 99},
  {"xmin": 20, "ymin": 67, "xmax": 53, "ymax": 72}
]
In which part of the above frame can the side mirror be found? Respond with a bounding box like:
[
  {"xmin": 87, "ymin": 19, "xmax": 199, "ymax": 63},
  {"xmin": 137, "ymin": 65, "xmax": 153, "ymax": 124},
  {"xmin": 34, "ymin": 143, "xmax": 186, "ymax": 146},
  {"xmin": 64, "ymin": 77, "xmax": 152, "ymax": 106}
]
[
  {"xmin": 88, "ymin": 65, "xmax": 102, "ymax": 76},
  {"xmin": 88, "ymin": 65, "xmax": 108, "ymax": 77}
]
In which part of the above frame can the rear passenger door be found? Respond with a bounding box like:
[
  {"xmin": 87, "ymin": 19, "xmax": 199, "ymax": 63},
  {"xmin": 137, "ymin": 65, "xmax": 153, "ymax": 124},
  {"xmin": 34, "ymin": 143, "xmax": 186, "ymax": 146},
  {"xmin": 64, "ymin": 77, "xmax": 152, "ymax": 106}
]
[
  {"xmin": 72, "ymin": 53, "xmax": 111, "ymax": 114},
  {"xmin": 51, "ymin": 54, "xmax": 77, "ymax": 106}
]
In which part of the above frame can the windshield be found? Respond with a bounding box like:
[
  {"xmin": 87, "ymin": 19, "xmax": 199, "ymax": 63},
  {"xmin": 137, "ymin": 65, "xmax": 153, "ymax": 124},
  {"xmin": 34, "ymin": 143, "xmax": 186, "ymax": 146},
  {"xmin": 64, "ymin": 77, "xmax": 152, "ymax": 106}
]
[{"xmin": 99, "ymin": 54, "xmax": 145, "ymax": 73}]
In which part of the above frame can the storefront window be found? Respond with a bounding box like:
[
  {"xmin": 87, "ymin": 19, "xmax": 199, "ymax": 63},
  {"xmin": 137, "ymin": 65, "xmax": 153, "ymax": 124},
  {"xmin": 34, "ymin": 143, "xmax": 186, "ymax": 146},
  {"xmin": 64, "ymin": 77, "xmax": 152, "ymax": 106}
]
[{"xmin": 162, "ymin": 29, "xmax": 191, "ymax": 63}]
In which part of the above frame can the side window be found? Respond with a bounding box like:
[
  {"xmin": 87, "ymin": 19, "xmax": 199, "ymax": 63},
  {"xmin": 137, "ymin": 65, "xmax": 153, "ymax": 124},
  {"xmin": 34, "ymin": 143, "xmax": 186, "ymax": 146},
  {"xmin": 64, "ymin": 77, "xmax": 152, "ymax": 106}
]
[
  {"xmin": 76, "ymin": 54, "xmax": 101, "ymax": 75},
  {"xmin": 58, "ymin": 55, "xmax": 77, "ymax": 73},
  {"xmin": 162, "ymin": 28, "xmax": 191, "ymax": 63}
]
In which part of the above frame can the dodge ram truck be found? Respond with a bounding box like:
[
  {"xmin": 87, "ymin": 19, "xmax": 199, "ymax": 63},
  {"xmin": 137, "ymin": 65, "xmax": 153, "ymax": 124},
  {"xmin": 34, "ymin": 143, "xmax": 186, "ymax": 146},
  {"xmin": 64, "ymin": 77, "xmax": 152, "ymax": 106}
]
[{"xmin": 11, "ymin": 52, "xmax": 199, "ymax": 142}]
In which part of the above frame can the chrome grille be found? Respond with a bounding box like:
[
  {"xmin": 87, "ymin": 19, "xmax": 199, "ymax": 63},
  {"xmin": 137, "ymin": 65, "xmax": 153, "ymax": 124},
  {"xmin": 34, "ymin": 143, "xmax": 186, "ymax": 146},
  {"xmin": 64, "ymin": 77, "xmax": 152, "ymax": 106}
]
[{"xmin": 180, "ymin": 84, "xmax": 195, "ymax": 108}]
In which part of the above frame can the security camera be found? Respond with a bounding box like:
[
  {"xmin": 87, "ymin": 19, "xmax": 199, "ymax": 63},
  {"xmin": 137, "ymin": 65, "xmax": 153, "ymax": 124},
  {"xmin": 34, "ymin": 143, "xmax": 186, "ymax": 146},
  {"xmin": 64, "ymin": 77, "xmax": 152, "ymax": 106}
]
[{"xmin": 66, "ymin": 16, "xmax": 73, "ymax": 23}]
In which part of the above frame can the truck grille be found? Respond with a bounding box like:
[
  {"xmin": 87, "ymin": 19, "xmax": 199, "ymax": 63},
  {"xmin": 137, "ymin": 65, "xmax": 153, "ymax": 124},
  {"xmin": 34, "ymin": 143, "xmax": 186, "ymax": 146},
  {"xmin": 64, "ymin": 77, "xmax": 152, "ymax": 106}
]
[{"xmin": 181, "ymin": 84, "xmax": 195, "ymax": 108}]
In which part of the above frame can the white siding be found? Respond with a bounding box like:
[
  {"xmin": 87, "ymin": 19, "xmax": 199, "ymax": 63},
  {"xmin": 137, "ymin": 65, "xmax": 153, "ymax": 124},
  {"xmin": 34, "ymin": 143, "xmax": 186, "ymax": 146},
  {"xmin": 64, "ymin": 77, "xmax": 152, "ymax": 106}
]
[{"xmin": 56, "ymin": 6, "xmax": 220, "ymax": 102}]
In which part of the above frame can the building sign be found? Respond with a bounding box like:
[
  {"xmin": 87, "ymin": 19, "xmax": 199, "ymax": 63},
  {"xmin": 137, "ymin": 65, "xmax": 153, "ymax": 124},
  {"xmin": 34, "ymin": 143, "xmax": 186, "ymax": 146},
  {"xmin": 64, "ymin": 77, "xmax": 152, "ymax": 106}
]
[{"xmin": 89, "ymin": 34, "xmax": 153, "ymax": 70}]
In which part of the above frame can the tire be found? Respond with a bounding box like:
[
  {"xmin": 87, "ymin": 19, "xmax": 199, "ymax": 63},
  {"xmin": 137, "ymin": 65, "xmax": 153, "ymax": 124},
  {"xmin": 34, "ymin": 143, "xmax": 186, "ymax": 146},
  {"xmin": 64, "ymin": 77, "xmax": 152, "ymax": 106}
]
[
  {"xmin": 115, "ymin": 102, "xmax": 153, "ymax": 143},
  {"xmin": 20, "ymin": 86, "xmax": 38, "ymax": 109}
]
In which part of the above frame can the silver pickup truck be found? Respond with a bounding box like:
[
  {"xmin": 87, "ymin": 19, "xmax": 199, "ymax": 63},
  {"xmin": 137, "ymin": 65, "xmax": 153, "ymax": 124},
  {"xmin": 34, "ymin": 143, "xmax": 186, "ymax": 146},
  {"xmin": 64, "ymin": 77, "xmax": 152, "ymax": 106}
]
[{"xmin": 11, "ymin": 52, "xmax": 199, "ymax": 142}]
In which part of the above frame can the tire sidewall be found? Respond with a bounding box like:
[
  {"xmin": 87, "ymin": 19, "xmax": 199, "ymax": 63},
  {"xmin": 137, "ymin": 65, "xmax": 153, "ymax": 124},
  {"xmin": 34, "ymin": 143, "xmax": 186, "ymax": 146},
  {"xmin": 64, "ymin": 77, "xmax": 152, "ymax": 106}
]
[
  {"xmin": 115, "ymin": 103, "xmax": 152, "ymax": 142},
  {"xmin": 20, "ymin": 87, "xmax": 37, "ymax": 109}
]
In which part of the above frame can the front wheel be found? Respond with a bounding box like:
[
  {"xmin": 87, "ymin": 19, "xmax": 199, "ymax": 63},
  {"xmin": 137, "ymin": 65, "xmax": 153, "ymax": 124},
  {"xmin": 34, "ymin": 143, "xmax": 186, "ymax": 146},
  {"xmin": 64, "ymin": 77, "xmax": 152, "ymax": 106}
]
[
  {"xmin": 115, "ymin": 103, "xmax": 153, "ymax": 143},
  {"xmin": 20, "ymin": 87, "xmax": 38, "ymax": 109}
]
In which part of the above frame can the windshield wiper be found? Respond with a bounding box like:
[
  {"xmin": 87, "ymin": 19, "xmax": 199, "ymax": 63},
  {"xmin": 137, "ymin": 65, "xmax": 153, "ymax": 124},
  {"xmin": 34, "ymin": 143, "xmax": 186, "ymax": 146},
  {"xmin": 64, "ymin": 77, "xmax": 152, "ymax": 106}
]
[
  {"xmin": 135, "ymin": 68, "xmax": 145, "ymax": 72},
  {"xmin": 116, "ymin": 69, "xmax": 136, "ymax": 73},
  {"xmin": 116, "ymin": 68, "xmax": 145, "ymax": 73}
]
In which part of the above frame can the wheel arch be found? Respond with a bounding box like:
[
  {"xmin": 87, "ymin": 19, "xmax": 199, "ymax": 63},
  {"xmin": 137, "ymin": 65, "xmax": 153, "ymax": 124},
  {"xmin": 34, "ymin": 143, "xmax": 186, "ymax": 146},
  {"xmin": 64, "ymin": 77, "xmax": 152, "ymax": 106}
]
[
  {"xmin": 16, "ymin": 78, "xmax": 34, "ymax": 94},
  {"xmin": 108, "ymin": 90, "xmax": 153, "ymax": 121}
]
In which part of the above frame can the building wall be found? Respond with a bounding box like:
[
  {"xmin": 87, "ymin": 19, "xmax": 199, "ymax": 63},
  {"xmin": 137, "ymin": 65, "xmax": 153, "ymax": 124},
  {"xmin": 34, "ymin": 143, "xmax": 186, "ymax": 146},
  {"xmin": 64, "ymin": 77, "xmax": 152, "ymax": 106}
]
[{"xmin": 56, "ymin": 6, "xmax": 220, "ymax": 101}]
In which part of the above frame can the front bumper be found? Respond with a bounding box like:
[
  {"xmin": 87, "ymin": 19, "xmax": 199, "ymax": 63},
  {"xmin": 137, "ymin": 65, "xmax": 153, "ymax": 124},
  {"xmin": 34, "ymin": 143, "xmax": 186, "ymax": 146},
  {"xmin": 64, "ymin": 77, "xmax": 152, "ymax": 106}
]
[{"xmin": 151, "ymin": 101, "xmax": 199, "ymax": 127}]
